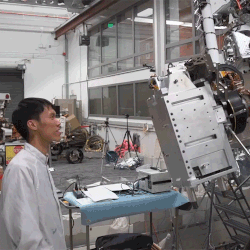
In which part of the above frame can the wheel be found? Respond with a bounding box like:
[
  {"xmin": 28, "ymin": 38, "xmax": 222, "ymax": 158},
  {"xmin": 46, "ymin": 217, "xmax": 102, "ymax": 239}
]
[
  {"xmin": 66, "ymin": 148, "xmax": 84, "ymax": 164},
  {"xmin": 85, "ymin": 135, "xmax": 104, "ymax": 151},
  {"xmin": 51, "ymin": 143, "xmax": 63, "ymax": 156}
]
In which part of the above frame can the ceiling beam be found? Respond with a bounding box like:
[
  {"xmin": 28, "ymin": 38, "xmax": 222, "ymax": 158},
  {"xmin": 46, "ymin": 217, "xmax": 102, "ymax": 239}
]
[{"xmin": 55, "ymin": 0, "xmax": 119, "ymax": 39}]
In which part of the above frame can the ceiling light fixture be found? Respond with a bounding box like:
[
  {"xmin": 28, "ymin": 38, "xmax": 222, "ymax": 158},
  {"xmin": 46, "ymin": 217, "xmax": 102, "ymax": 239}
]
[{"xmin": 137, "ymin": 8, "xmax": 153, "ymax": 17}]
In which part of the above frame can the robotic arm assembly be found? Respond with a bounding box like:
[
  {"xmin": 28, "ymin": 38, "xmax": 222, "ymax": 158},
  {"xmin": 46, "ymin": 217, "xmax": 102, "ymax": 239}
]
[{"xmin": 147, "ymin": 0, "xmax": 250, "ymax": 207}]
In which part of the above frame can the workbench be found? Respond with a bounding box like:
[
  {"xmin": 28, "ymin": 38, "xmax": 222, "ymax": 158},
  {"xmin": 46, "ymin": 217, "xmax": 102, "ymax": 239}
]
[{"xmin": 61, "ymin": 190, "xmax": 189, "ymax": 250}]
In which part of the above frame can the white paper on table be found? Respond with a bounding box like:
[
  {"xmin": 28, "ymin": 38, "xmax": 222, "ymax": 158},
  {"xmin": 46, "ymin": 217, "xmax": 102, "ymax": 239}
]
[
  {"xmin": 76, "ymin": 197, "xmax": 94, "ymax": 206},
  {"xmin": 102, "ymin": 183, "xmax": 131, "ymax": 191},
  {"xmin": 82, "ymin": 186, "xmax": 119, "ymax": 202}
]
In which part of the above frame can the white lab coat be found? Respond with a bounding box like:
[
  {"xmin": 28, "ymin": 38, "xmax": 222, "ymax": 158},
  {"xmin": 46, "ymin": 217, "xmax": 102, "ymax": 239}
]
[{"xmin": 0, "ymin": 142, "xmax": 67, "ymax": 250}]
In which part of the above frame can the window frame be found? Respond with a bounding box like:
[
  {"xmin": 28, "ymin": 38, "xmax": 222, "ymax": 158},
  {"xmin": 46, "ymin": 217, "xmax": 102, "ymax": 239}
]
[
  {"xmin": 87, "ymin": 0, "xmax": 154, "ymax": 79},
  {"xmin": 88, "ymin": 80, "xmax": 152, "ymax": 120},
  {"xmin": 165, "ymin": 0, "xmax": 199, "ymax": 63}
]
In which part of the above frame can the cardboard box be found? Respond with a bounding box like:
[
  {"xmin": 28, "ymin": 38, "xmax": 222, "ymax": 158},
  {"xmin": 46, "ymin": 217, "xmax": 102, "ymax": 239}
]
[
  {"xmin": 66, "ymin": 114, "xmax": 81, "ymax": 132},
  {"xmin": 54, "ymin": 99, "xmax": 77, "ymax": 116}
]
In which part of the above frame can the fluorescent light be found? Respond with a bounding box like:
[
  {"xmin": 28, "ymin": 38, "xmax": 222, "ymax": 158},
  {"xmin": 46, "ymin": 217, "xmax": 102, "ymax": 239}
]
[
  {"xmin": 166, "ymin": 20, "xmax": 184, "ymax": 26},
  {"xmin": 166, "ymin": 20, "xmax": 193, "ymax": 27},
  {"xmin": 134, "ymin": 17, "xmax": 224, "ymax": 30},
  {"xmin": 137, "ymin": 8, "xmax": 153, "ymax": 17},
  {"xmin": 134, "ymin": 17, "xmax": 153, "ymax": 23},
  {"xmin": 181, "ymin": 23, "xmax": 192, "ymax": 27},
  {"xmin": 134, "ymin": 18, "xmax": 193, "ymax": 27}
]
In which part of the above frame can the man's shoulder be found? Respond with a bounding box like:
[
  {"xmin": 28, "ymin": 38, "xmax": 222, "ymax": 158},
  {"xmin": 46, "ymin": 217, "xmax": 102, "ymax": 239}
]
[{"xmin": 6, "ymin": 149, "xmax": 36, "ymax": 172}]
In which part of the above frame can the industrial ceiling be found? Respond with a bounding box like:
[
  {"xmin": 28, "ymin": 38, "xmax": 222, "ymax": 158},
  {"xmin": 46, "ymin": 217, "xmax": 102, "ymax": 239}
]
[{"xmin": 0, "ymin": 0, "xmax": 93, "ymax": 13}]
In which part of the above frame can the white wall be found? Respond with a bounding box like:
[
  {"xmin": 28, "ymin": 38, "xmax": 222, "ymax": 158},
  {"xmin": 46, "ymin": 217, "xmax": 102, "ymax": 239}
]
[
  {"xmin": 67, "ymin": 28, "xmax": 88, "ymax": 119},
  {"xmin": 0, "ymin": 29, "xmax": 65, "ymax": 102}
]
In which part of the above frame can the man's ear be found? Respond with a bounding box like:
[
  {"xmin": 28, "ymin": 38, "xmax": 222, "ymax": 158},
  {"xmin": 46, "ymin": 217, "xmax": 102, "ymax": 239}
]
[{"xmin": 27, "ymin": 120, "xmax": 38, "ymax": 132}]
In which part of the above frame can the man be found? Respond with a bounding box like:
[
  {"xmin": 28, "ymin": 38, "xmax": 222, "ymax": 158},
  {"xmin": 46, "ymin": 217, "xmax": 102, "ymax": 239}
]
[{"xmin": 0, "ymin": 98, "xmax": 67, "ymax": 250}]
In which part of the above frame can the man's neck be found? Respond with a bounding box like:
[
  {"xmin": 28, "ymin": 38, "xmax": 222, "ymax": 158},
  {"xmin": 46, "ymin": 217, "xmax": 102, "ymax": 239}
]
[{"xmin": 28, "ymin": 137, "xmax": 50, "ymax": 156}]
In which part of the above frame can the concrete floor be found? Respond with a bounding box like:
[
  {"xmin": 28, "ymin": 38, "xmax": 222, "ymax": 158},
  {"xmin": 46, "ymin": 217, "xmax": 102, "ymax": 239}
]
[{"xmin": 50, "ymin": 152, "xmax": 242, "ymax": 250}]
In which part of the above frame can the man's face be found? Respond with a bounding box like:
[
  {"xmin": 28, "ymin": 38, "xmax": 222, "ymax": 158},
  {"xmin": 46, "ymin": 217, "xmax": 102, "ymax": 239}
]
[{"xmin": 30, "ymin": 106, "xmax": 61, "ymax": 143}]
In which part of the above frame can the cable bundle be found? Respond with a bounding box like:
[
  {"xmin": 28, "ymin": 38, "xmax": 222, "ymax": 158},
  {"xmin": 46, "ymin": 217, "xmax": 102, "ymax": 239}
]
[{"xmin": 85, "ymin": 135, "xmax": 104, "ymax": 152}]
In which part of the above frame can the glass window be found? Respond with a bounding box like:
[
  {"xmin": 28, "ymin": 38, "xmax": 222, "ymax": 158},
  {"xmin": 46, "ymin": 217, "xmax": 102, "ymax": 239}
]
[
  {"xmin": 135, "ymin": 82, "xmax": 152, "ymax": 117},
  {"xmin": 89, "ymin": 27, "xmax": 101, "ymax": 67},
  {"xmin": 166, "ymin": 43, "xmax": 193, "ymax": 60},
  {"xmin": 118, "ymin": 58, "xmax": 133, "ymax": 71},
  {"xmin": 135, "ymin": 52, "xmax": 154, "ymax": 67},
  {"xmin": 118, "ymin": 9, "xmax": 133, "ymax": 58},
  {"xmin": 103, "ymin": 86, "xmax": 117, "ymax": 115},
  {"xmin": 135, "ymin": 0, "xmax": 154, "ymax": 54},
  {"xmin": 165, "ymin": 0, "xmax": 192, "ymax": 44},
  {"xmin": 89, "ymin": 88, "xmax": 102, "ymax": 115},
  {"xmin": 89, "ymin": 67, "xmax": 100, "ymax": 78},
  {"xmin": 102, "ymin": 19, "xmax": 116, "ymax": 63},
  {"xmin": 88, "ymin": 0, "xmax": 155, "ymax": 78},
  {"xmin": 118, "ymin": 84, "xmax": 134, "ymax": 116},
  {"xmin": 102, "ymin": 63, "xmax": 117, "ymax": 75}
]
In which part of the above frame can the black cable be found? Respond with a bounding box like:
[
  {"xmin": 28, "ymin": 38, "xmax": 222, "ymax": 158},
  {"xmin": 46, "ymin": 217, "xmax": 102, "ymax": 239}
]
[
  {"xmin": 60, "ymin": 175, "xmax": 86, "ymax": 186},
  {"xmin": 63, "ymin": 181, "xmax": 76, "ymax": 198},
  {"xmin": 118, "ymin": 190, "xmax": 148, "ymax": 196}
]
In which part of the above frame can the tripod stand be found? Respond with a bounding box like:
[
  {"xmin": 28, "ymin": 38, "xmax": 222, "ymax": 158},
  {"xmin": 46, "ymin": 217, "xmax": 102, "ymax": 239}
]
[
  {"xmin": 114, "ymin": 114, "xmax": 140, "ymax": 168},
  {"xmin": 100, "ymin": 118, "xmax": 118, "ymax": 179}
]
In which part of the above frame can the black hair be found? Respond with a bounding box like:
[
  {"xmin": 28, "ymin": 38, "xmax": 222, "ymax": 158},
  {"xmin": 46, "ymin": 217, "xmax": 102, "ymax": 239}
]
[{"xmin": 12, "ymin": 98, "xmax": 55, "ymax": 142}]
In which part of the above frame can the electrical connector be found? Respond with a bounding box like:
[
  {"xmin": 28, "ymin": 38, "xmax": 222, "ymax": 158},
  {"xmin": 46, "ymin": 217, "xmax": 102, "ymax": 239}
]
[
  {"xmin": 73, "ymin": 181, "xmax": 84, "ymax": 199},
  {"xmin": 73, "ymin": 189, "xmax": 84, "ymax": 199}
]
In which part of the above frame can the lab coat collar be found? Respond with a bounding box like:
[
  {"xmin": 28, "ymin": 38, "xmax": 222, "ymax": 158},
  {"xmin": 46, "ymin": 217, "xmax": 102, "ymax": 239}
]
[{"xmin": 24, "ymin": 142, "xmax": 49, "ymax": 166}]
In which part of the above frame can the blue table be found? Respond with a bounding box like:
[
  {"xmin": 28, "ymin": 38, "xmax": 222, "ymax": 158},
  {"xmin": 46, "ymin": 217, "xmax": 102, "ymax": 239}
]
[{"xmin": 62, "ymin": 190, "xmax": 189, "ymax": 250}]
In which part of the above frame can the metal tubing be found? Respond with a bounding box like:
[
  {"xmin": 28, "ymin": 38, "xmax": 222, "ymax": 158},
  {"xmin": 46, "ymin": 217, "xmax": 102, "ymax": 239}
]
[
  {"xmin": 231, "ymin": 172, "xmax": 250, "ymax": 223},
  {"xmin": 100, "ymin": 122, "xmax": 109, "ymax": 177},
  {"xmin": 214, "ymin": 192, "xmax": 235, "ymax": 236},
  {"xmin": 201, "ymin": 3, "xmax": 220, "ymax": 64},
  {"xmin": 229, "ymin": 176, "xmax": 250, "ymax": 227},
  {"xmin": 65, "ymin": 34, "xmax": 69, "ymax": 99},
  {"xmin": 203, "ymin": 183, "xmax": 233, "ymax": 239},
  {"xmin": 153, "ymin": 0, "xmax": 166, "ymax": 76},
  {"xmin": 175, "ymin": 208, "xmax": 179, "ymax": 250},
  {"xmin": 218, "ymin": 81, "xmax": 228, "ymax": 101},
  {"xmin": 86, "ymin": 225, "xmax": 90, "ymax": 250},
  {"xmin": 235, "ymin": 175, "xmax": 250, "ymax": 192},
  {"xmin": 227, "ymin": 126, "xmax": 250, "ymax": 159},
  {"xmin": 229, "ymin": 109, "xmax": 247, "ymax": 118},
  {"xmin": 216, "ymin": 63, "xmax": 220, "ymax": 97},
  {"xmin": 150, "ymin": 212, "xmax": 153, "ymax": 237},
  {"xmin": 207, "ymin": 180, "xmax": 215, "ymax": 250},
  {"xmin": 69, "ymin": 209, "xmax": 73, "ymax": 250}
]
